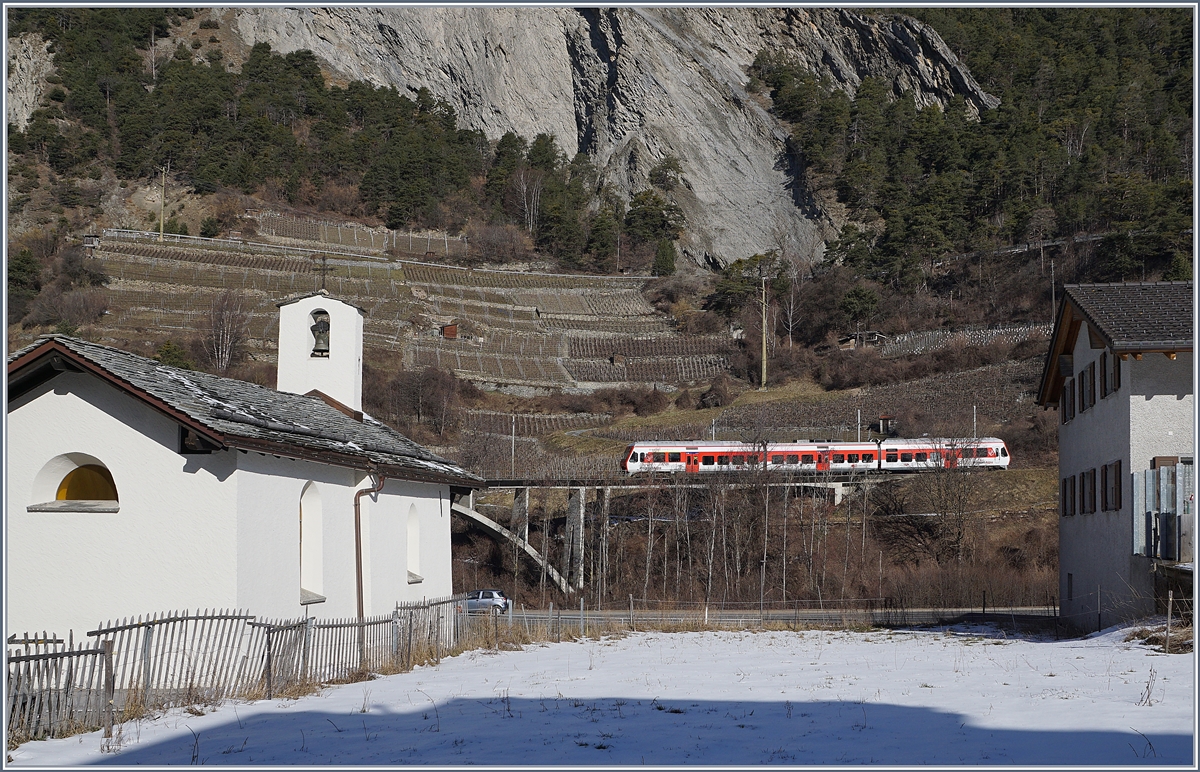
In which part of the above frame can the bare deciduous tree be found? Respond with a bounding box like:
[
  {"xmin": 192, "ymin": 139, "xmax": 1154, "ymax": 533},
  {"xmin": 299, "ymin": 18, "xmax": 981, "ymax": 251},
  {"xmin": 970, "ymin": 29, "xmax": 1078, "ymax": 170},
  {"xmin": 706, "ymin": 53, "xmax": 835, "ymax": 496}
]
[
  {"xmin": 201, "ymin": 290, "xmax": 250, "ymax": 374},
  {"xmin": 512, "ymin": 167, "xmax": 544, "ymax": 236}
]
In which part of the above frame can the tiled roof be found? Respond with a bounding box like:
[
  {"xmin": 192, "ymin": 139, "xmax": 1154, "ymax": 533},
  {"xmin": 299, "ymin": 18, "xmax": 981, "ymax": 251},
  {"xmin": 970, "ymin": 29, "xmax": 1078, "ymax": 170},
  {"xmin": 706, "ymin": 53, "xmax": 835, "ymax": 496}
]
[
  {"xmin": 8, "ymin": 335, "xmax": 482, "ymax": 486},
  {"xmin": 1064, "ymin": 282, "xmax": 1193, "ymax": 350}
]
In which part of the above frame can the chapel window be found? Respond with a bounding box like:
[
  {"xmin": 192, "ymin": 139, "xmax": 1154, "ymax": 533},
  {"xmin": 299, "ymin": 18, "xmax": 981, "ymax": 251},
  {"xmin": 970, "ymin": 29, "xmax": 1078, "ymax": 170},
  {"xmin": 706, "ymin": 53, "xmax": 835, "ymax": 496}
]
[
  {"xmin": 28, "ymin": 456, "xmax": 120, "ymax": 513},
  {"xmin": 57, "ymin": 464, "xmax": 118, "ymax": 501}
]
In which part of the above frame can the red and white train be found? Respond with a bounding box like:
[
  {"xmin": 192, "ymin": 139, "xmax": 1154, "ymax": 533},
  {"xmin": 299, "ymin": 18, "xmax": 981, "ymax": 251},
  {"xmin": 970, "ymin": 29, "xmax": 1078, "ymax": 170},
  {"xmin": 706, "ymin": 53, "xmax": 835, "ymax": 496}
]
[{"xmin": 622, "ymin": 437, "xmax": 1010, "ymax": 475}]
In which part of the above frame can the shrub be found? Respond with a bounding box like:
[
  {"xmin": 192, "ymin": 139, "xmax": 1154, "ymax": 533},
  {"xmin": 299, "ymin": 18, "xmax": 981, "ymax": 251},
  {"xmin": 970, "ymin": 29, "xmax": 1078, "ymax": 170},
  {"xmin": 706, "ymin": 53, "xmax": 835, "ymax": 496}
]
[
  {"xmin": 698, "ymin": 374, "xmax": 733, "ymax": 408},
  {"xmin": 22, "ymin": 286, "xmax": 107, "ymax": 329},
  {"xmin": 154, "ymin": 340, "xmax": 195, "ymax": 370}
]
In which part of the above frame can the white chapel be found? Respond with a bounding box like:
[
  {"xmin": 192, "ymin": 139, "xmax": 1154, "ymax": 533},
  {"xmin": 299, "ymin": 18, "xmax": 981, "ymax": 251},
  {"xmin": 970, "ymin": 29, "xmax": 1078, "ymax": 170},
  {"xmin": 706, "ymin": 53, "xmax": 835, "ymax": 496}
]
[{"xmin": 6, "ymin": 290, "xmax": 481, "ymax": 637}]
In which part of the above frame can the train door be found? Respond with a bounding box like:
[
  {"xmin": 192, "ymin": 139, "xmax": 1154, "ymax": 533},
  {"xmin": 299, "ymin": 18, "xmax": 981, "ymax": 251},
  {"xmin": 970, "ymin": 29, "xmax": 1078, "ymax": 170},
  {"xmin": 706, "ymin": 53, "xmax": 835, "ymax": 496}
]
[
  {"xmin": 945, "ymin": 448, "xmax": 959, "ymax": 468},
  {"xmin": 816, "ymin": 449, "xmax": 831, "ymax": 472},
  {"xmin": 685, "ymin": 453, "xmax": 700, "ymax": 474}
]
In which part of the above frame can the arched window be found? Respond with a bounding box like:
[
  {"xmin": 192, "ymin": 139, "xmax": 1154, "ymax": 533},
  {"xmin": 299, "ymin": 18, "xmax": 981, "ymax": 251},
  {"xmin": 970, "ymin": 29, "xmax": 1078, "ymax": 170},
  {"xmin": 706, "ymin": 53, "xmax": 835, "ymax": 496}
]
[
  {"xmin": 300, "ymin": 482, "xmax": 325, "ymax": 606},
  {"xmin": 407, "ymin": 504, "xmax": 422, "ymax": 584},
  {"xmin": 310, "ymin": 309, "xmax": 330, "ymax": 358},
  {"xmin": 28, "ymin": 454, "xmax": 119, "ymax": 512},
  {"xmin": 57, "ymin": 464, "xmax": 118, "ymax": 501}
]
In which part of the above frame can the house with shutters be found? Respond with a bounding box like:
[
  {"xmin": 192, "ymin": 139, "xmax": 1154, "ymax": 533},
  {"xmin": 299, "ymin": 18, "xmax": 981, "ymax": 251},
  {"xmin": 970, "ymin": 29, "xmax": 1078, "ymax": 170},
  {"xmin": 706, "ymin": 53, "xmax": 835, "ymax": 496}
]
[
  {"xmin": 1036, "ymin": 281, "xmax": 1193, "ymax": 632},
  {"xmin": 6, "ymin": 290, "xmax": 482, "ymax": 638}
]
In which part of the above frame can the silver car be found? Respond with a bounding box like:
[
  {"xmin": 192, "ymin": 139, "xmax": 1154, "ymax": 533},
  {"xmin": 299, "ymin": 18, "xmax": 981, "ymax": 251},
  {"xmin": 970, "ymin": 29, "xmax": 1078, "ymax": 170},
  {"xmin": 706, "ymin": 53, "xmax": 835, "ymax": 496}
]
[{"xmin": 463, "ymin": 589, "xmax": 511, "ymax": 614}]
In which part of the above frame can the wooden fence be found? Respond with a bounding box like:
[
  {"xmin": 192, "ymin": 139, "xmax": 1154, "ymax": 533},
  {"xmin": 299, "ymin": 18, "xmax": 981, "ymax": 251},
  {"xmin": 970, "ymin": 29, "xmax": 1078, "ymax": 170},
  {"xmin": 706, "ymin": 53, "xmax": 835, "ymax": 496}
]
[
  {"xmin": 85, "ymin": 609, "xmax": 261, "ymax": 714},
  {"xmin": 8, "ymin": 596, "xmax": 473, "ymax": 742},
  {"xmin": 6, "ymin": 633, "xmax": 113, "ymax": 743},
  {"xmin": 259, "ymin": 594, "xmax": 469, "ymax": 697}
]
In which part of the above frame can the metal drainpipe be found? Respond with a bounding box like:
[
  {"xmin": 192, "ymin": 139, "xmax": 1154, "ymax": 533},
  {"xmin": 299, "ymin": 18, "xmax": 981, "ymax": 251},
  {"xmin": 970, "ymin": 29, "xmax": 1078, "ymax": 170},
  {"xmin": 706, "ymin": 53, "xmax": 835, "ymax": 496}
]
[{"xmin": 354, "ymin": 472, "xmax": 387, "ymax": 621}]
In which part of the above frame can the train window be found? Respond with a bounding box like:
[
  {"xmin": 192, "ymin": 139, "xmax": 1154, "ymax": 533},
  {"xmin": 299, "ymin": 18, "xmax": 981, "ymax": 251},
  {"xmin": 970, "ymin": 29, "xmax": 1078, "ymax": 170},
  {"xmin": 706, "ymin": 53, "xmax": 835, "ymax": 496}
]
[
  {"xmin": 717, "ymin": 455, "xmax": 730, "ymax": 465},
  {"xmin": 886, "ymin": 453, "xmax": 898, "ymax": 463},
  {"xmin": 771, "ymin": 455, "xmax": 785, "ymax": 465},
  {"xmin": 732, "ymin": 455, "xmax": 745, "ymax": 465},
  {"xmin": 668, "ymin": 452, "xmax": 681, "ymax": 463},
  {"xmin": 900, "ymin": 453, "xmax": 913, "ymax": 462},
  {"xmin": 801, "ymin": 454, "xmax": 814, "ymax": 464},
  {"xmin": 787, "ymin": 455, "xmax": 799, "ymax": 464},
  {"xmin": 862, "ymin": 453, "xmax": 873, "ymax": 462},
  {"xmin": 1000, "ymin": 447, "xmax": 1008, "ymax": 457},
  {"xmin": 847, "ymin": 454, "xmax": 859, "ymax": 463},
  {"xmin": 832, "ymin": 454, "xmax": 845, "ymax": 463},
  {"xmin": 915, "ymin": 452, "xmax": 927, "ymax": 462},
  {"xmin": 653, "ymin": 453, "xmax": 667, "ymax": 463},
  {"xmin": 702, "ymin": 455, "xmax": 715, "ymax": 465},
  {"xmin": 930, "ymin": 452, "xmax": 940, "ymax": 462},
  {"xmin": 747, "ymin": 454, "xmax": 760, "ymax": 464}
]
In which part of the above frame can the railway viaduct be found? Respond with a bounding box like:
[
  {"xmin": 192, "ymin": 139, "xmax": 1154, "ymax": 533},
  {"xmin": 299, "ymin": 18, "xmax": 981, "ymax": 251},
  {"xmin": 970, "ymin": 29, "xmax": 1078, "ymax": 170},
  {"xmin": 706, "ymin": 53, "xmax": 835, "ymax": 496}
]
[{"xmin": 450, "ymin": 474, "xmax": 858, "ymax": 596}]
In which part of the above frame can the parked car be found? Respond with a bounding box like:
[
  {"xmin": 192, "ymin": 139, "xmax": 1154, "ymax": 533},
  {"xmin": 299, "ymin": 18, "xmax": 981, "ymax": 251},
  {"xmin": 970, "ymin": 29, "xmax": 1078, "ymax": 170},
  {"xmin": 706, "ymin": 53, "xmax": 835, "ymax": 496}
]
[{"xmin": 461, "ymin": 589, "xmax": 511, "ymax": 615}]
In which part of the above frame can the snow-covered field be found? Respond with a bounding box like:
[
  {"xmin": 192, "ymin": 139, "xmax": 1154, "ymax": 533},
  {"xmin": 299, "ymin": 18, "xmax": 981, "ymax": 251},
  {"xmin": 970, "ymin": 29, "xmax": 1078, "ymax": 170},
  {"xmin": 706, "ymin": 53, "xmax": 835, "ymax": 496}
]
[{"xmin": 9, "ymin": 621, "xmax": 1195, "ymax": 766}]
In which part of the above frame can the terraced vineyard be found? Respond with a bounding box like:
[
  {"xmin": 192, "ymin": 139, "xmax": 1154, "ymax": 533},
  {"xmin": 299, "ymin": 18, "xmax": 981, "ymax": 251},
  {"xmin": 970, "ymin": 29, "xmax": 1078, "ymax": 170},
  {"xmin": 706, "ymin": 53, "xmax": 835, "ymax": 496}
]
[
  {"xmin": 77, "ymin": 232, "xmax": 734, "ymax": 391},
  {"xmin": 463, "ymin": 410, "xmax": 613, "ymax": 437}
]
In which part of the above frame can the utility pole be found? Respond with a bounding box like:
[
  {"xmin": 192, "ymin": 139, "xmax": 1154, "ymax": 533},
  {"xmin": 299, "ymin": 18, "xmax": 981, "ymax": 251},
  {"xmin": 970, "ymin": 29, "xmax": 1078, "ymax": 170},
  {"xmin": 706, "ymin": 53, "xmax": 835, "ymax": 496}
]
[
  {"xmin": 760, "ymin": 275, "xmax": 768, "ymax": 389},
  {"xmin": 1050, "ymin": 259, "xmax": 1056, "ymax": 323},
  {"xmin": 158, "ymin": 163, "xmax": 168, "ymax": 243}
]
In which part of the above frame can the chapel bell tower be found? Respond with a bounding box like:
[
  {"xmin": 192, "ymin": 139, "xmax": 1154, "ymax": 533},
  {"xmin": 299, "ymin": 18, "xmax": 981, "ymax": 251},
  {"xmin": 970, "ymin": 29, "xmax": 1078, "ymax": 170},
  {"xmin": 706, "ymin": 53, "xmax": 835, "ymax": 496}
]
[{"xmin": 276, "ymin": 290, "xmax": 365, "ymax": 411}]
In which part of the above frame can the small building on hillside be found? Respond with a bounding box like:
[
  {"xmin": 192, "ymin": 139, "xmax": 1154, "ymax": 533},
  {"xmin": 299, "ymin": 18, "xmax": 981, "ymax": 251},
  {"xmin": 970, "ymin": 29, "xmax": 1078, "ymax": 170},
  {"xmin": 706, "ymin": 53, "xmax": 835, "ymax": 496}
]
[
  {"xmin": 1036, "ymin": 281, "xmax": 1193, "ymax": 632},
  {"xmin": 6, "ymin": 290, "xmax": 482, "ymax": 637}
]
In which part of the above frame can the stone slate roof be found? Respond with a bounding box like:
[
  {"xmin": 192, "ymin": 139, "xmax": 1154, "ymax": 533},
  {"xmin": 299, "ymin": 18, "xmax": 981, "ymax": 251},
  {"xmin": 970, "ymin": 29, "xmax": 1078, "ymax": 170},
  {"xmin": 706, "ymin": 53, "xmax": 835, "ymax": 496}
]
[
  {"xmin": 1064, "ymin": 281, "xmax": 1194, "ymax": 351},
  {"xmin": 8, "ymin": 335, "xmax": 482, "ymax": 486}
]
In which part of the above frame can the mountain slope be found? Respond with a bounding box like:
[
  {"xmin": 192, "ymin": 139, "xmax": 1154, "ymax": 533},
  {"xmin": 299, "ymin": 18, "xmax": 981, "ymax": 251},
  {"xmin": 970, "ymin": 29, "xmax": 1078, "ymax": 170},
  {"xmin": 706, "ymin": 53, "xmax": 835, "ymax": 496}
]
[{"xmin": 221, "ymin": 7, "xmax": 997, "ymax": 268}]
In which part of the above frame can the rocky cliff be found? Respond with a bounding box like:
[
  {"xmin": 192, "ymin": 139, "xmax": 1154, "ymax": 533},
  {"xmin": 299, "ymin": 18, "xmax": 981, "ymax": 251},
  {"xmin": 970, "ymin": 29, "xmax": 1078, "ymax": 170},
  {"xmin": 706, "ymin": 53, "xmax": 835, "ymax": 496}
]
[
  {"xmin": 227, "ymin": 7, "xmax": 996, "ymax": 269},
  {"xmin": 6, "ymin": 33, "xmax": 55, "ymax": 132}
]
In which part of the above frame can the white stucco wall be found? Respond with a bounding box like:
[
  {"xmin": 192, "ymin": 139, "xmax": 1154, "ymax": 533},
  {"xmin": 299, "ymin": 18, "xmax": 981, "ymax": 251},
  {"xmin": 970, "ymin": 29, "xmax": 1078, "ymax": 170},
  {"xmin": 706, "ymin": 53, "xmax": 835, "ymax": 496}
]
[
  {"xmin": 6, "ymin": 374, "xmax": 238, "ymax": 637},
  {"xmin": 234, "ymin": 455, "xmax": 454, "ymax": 620},
  {"xmin": 1127, "ymin": 352, "xmax": 1193, "ymax": 470},
  {"xmin": 276, "ymin": 294, "xmax": 364, "ymax": 411},
  {"xmin": 367, "ymin": 479, "xmax": 454, "ymax": 606},
  {"xmin": 1057, "ymin": 325, "xmax": 1193, "ymax": 632}
]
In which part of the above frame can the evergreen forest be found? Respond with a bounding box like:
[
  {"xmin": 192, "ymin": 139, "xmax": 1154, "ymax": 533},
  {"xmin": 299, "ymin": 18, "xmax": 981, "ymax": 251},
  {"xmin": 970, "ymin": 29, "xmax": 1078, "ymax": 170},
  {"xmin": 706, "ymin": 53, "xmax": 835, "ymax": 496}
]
[{"xmin": 752, "ymin": 7, "xmax": 1192, "ymax": 292}]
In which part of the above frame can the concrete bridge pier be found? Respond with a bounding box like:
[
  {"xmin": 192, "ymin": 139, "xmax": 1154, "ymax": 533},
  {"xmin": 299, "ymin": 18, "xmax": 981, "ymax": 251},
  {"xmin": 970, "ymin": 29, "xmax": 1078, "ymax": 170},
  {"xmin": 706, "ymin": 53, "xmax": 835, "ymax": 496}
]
[
  {"xmin": 802, "ymin": 482, "xmax": 844, "ymax": 506},
  {"xmin": 511, "ymin": 487, "xmax": 529, "ymax": 541}
]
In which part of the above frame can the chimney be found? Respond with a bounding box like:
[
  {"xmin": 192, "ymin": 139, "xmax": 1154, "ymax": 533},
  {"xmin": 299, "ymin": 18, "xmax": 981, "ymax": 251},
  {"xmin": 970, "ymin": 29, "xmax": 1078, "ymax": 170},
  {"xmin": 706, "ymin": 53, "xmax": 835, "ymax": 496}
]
[{"xmin": 276, "ymin": 290, "xmax": 365, "ymax": 411}]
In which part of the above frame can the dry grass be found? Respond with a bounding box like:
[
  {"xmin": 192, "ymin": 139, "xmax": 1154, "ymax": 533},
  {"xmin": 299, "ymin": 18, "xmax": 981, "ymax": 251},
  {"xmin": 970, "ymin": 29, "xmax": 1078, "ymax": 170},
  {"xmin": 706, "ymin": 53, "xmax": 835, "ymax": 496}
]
[{"xmin": 1125, "ymin": 623, "xmax": 1194, "ymax": 654}]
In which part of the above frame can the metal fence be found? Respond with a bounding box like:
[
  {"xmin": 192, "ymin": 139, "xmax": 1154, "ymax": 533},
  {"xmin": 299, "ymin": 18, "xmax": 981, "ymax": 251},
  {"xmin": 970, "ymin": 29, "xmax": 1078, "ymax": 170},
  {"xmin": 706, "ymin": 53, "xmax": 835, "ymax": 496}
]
[{"xmin": 1133, "ymin": 462, "xmax": 1194, "ymax": 561}]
